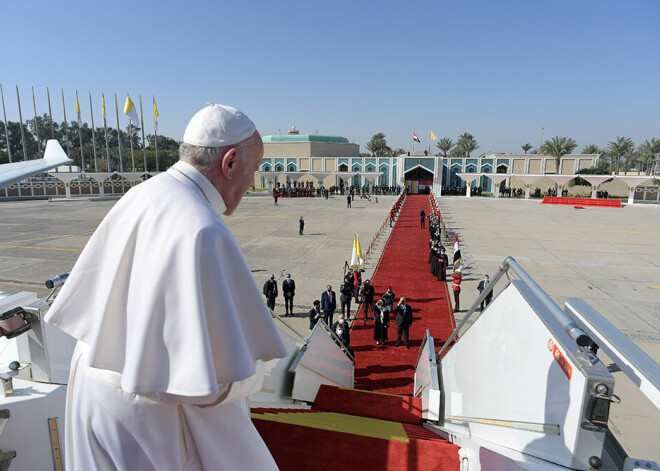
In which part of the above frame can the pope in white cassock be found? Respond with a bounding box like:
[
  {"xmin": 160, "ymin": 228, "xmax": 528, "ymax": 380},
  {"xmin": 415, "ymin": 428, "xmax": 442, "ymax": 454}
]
[{"xmin": 45, "ymin": 104, "xmax": 288, "ymax": 470}]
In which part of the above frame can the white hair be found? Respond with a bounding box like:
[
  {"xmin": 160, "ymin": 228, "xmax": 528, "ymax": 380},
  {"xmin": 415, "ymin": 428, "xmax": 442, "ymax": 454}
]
[{"xmin": 179, "ymin": 139, "xmax": 250, "ymax": 172}]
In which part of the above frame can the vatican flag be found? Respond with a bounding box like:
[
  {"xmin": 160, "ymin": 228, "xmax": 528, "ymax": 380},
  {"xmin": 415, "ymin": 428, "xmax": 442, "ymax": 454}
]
[
  {"xmin": 430, "ymin": 131, "xmax": 437, "ymax": 140},
  {"xmin": 124, "ymin": 95, "xmax": 140, "ymax": 127},
  {"xmin": 76, "ymin": 94, "xmax": 82, "ymax": 126},
  {"xmin": 102, "ymin": 94, "xmax": 106, "ymax": 120},
  {"xmin": 153, "ymin": 97, "xmax": 159, "ymax": 132},
  {"xmin": 350, "ymin": 232, "xmax": 364, "ymax": 269}
]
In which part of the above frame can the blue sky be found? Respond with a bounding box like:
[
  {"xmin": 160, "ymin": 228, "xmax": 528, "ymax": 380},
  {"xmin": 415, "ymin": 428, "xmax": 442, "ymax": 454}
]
[{"xmin": 1, "ymin": 0, "xmax": 659, "ymax": 154}]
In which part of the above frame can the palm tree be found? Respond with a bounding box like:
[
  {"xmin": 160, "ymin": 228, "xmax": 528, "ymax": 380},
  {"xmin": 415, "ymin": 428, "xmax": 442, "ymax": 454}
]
[
  {"xmin": 456, "ymin": 132, "xmax": 479, "ymax": 157},
  {"xmin": 605, "ymin": 136, "xmax": 634, "ymax": 175},
  {"xmin": 436, "ymin": 138, "xmax": 453, "ymax": 157},
  {"xmin": 640, "ymin": 138, "xmax": 660, "ymax": 175},
  {"xmin": 521, "ymin": 143, "xmax": 533, "ymax": 154},
  {"xmin": 365, "ymin": 133, "xmax": 388, "ymax": 157},
  {"xmin": 540, "ymin": 136, "xmax": 577, "ymax": 174},
  {"xmin": 389, "ymin": 147, "xmax": 406, "ymax": 157},
  {"xmin": 582, "ymin": 144, "xmax": 601, "ymax": 155}
]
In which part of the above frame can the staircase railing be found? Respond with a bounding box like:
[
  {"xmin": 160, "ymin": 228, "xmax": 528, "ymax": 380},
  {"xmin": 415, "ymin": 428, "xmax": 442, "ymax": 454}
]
[
  {"xmin": 414, "ymin": 329, "xmax": 439, "ymax": 397},
  {"xmin": 436, "ymin": 256, "xmax": 591, "ymax": 362}
]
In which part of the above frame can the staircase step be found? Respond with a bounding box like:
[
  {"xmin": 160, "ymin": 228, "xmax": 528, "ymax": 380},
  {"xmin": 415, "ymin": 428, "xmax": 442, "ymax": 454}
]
[
  {"xmin": 253, "ymin": 417, "xmax": 460, "ymax": 471},
  {"xmin": 313, "ymin": 385, "xmax": 422, "ymax": 424}
]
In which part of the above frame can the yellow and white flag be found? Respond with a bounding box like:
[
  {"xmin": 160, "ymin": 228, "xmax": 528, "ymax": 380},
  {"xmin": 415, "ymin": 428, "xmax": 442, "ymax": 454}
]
[
  {"xmin": 153, "ymin": 97, "xmax": 159, "ymax": 132},
  {"xmin": 124, "ymin": 95, "xmax": 140, "ymax": 127},
  {"xmin": 76, "ymin": 93, "xmax": 82, "ymax": 126},
  {"xmin": 430, "ymin": 131, "xmax": 437, "ymax": 141},
  {"xmin": 350, "ymin": 232, "xmax": 364, "ymax": 269},
  {"xmin": 101, "ymin": 94, "xmax": 106, "ymax": 120}
]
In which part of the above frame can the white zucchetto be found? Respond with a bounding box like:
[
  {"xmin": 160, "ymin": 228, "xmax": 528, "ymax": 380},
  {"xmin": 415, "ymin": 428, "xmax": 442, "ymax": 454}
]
[{"xmin": 183, "ymin": 104, "xmax": 256, "ymax": 147}]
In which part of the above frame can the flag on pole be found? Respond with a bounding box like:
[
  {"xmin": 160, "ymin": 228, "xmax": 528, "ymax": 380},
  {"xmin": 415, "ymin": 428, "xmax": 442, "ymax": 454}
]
[
  {"xmin": 350, "ymin": 232, "xmax": 364, "ymax": 269},
  {"xmin": 430, "ymin": 131, "xmax": 436, "ymax": 140},
  {"xmin": 453, "ymin": 235, "xmax": 462, "ymax": 271},
  {"xmin": 102, "ymin": 94, "xmax": 106, "ymax": 120},
  {"xmin": 153, "ymin": 97, "xmax": 159, "ymax": 132},
  {"xmin": 76, "ymin": 95, "xmax": 82, "ymax": 126},
  {"xmin": 124, "ymin": 95, "xmax": 140, "ymax": 127},
  {"xmin": 413, "ymin": 132, "xmax": 420, "ymax": 143}
]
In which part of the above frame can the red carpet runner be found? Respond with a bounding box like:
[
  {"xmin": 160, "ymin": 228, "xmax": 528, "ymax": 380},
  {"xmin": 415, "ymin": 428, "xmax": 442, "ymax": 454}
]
[{"xmin": 351, "ymin": 194, "xmax": 456, "ymax": 395}]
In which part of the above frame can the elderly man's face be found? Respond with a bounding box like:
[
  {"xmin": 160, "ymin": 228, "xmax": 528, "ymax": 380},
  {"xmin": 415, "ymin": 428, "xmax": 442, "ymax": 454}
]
[{"xmin": 222, "ymin": 133, "xmax": 263, "ymax": 215}]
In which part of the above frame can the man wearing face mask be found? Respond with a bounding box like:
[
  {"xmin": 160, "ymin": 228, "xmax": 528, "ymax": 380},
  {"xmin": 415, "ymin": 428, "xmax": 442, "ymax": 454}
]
[
  {"xmin": 477, "ymin": 274, "xmax": 492, "ymax": 310},
  {"xmin": 394, "ymin": 298, "xmax": 413, "ymax": 349},
  {"xmin": 331, "ymin": 314, "xmax": 354, "ymax": 359},
  {"xmin": 321, "ymin": 284, "xmax": 337, "ymax": 326},
  {"xmin": 282, "ymin": 273, "xmax": 296, "ymax": 316}
]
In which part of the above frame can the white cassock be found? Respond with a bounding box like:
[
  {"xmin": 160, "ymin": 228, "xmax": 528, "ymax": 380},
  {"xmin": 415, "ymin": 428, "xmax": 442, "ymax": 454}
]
[{"xmin": 45, "ymin": 160, "xmax": 288, "ymax": 470}]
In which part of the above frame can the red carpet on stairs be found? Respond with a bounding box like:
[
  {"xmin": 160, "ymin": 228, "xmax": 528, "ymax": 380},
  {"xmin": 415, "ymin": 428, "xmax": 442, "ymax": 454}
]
[
  {"xmin": 313, "ymin": 385, "xmax": 422, "ymax": 424},
  {"xmin": 350, "ymin": 194, "xmax": 456, "ymax": 395}
]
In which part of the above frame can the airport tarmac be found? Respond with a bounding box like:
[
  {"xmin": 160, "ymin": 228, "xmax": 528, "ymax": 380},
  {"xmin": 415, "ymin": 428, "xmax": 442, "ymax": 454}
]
[{"xmin": 0, "ymin": 192, "xmax": 658, "ymax": 462}]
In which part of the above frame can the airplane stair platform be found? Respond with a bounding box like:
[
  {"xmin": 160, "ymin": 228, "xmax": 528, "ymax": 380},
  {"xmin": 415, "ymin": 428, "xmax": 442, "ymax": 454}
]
[{"xmin": 252, "ymin": 385, "xmax": 460, "ymax": 471}]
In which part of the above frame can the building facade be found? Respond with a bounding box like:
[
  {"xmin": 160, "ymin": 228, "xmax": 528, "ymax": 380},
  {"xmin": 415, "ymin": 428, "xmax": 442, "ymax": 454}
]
[{"xmin": 255, "ymin": 130, "xmax": 600, "ymax": 194}]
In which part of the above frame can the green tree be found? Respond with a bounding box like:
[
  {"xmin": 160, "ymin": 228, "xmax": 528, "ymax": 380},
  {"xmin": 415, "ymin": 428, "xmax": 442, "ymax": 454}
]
[
  {"xmin": 455, "ymin": 132, "xmax": 479, "ymax": 157},
  {"xmin": 605, "ymin": 136, "xmax": 634, "ymax": 175},
  {"xmin": 388, "ymin": 147, "xmax": 406, "ymax": 157},
  {"xmin": 436, "ymin": 138, "xmax": 454, "ymax": 157},
  {"xmin": 639, "ymin": 138, "xmax": 660, "ymax": 175},
  {"xmin": 365, "ymin": 133, "xmax": 389, "ymax": 157},
  {"xmin": 521, "ymin": 143, "xmax": 533, "ymax": 154},
  {"xmin": 540, "ymin": 136, "xmax": 577, "ymax": 174},
  {"xmin": 581, "ymin": 144, "xmax": 601, "ymax": 155}
]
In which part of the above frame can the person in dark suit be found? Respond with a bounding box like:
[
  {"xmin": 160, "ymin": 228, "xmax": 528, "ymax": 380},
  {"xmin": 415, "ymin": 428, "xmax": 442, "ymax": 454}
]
[
  {"xmin": 299, "ymin": 216, "xmax": 304, "ymax": 235},
  {"xmin": 420, "ymin": 209, "xmax": 426, "ymax": 228},
  {"xmin": 262, "ymin": 274, "xmax": 278, "ymax": 312},
  {"xmin": 374, "ymin": 299, "xmax": 390, "ymax": 346},
  {"xmin": 282, "ymin": 273, "xmax": 296, "ymax": 316},
  {"xmin": 346, "ymin": 194, "xmax": 351, "ymax": 208},
  {"xmin": 477, "ymin": 274, "xmax": 492, "ymax": 310},
  {"xmin": 321, "ymin": 285, "xmax": 337, "ymax": 326},
  {"xmin": 309, "ymin": 300, "xmax": 321, "ymax": 330},
  {"xmin": 339, "ymin": 276, "xmax": 353, "ymax": 319},
  {"xmin": 331, "ymin": 314, "xmax": 354, "ymax": 359},
  {"xmin": 394, "ymin": 298, "xmax": 413, "ymax": 349}
]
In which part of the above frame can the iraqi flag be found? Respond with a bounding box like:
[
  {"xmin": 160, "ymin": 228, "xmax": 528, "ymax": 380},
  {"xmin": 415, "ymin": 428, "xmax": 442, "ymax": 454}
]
[
  {"xmin": 453, "ymin": 235, "xmax": 462, "ymax": 270},
  {"xmin": 413, "ymin": 133, "xmax": 420, "ymax": 143}
]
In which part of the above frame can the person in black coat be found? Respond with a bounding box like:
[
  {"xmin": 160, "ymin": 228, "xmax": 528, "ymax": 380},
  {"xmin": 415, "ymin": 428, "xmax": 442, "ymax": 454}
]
[
  {"xmin": 282, "ymin": 273, "xmax": 296, "ymax": 316},
  {"xmin": 331, "ymin": 314, "xmax": 354, "ymax": 359},
  {"xmin": 420, "ymin": 209, "xmax": 426, "ymax": 228},
  {"xmin": 374, "ymin": 299, "xmax": 390, "ymax": 346},
  {"xmin": 394, "ymin": 298, "xmax": 413, "ymax": 349},
  {"xmin": 262, "ymin": 274, "xmax": 278, "ymax": 312},
  {"xmin": 299, "ymin": 216, "xmax": 304, "ymax": 235},
  {"xmin": 359, "ymin": 279, "xmax": 376, "ymax": 324},
  {"xmin": 309, "ymin": 300, "xmax": 321, "ymax": 330},
  {"xmin": 339, "ymin": 276, "xmax": 353, "ymax": 319}
]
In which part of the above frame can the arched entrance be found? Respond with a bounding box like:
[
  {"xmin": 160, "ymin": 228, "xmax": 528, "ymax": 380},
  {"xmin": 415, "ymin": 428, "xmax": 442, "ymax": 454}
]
[
  {"xmin": 404, "ymin": 166, "xmax": 433, "ymax": 194},
  {"xmin": 496, "ymin": 164, "xmax": 508, "ymax": 188},
  {"xmin": 338, "ymin": 164, "xmax": 349, "ymax": 187}
]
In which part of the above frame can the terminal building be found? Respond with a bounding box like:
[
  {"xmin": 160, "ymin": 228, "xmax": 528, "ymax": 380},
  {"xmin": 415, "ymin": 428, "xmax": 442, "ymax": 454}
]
[{"xmin": 255, "ymin": 128, "xmax": 601, "ymax": 194}]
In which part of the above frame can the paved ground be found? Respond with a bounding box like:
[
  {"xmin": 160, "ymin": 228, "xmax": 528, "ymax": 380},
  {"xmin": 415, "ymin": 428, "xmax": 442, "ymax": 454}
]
[
  {"xmin": 437, "ymin": 196, "xmax": 660, "ymax": 462},
  {"xmin": 1, "ymin": 192, "xmax": 658, "ymax": 462}
]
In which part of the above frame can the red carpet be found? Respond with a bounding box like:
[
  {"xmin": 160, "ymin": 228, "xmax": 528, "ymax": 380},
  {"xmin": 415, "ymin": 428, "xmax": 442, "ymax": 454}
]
[
  {"xmin": 253, "ymin": 404, "xmax": 459, "ymax": 471},
  {"xmin": 313, "ymin": 385, "xmax": 422, "ymax": 424},
  {"xmin": 351, "ymin": 194, "xmax": 456, "ymax": 395}
]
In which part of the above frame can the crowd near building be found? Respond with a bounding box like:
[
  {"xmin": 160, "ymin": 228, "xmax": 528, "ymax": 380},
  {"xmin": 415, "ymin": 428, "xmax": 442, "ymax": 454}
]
[{"xmin": 253, "ymin": 127, "xmax": 624, "ymax": 197}]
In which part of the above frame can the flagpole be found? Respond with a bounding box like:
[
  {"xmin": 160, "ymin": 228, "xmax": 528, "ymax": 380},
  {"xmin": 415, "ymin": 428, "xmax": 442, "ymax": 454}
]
[
  {"xmin": 31, "ymin": 86, "xmax": 41, "ymax": 154},
  {"xmin": 128, "ymin": 121, "xmax": 135, "ymax": 172},
  {"xmin": 16, "ymin": 86, "xmax": 28, "ymax": 161},
  {"xmin": 61, "ymin": 89, "xmax": 72, "ymax": 170},
  {"xmin": 46, "ymin": 87, "xmax": 54, "ymax": 139},
  {"xmin": 139, "ymin": 95, "xmax": 147, "ymax": 173},
  {"xmin": 114, "ymin": 93, "xmax": 123, "ymax": 172},
  {"xmin": 0, "ymin": 83, "xmax": 12, "ymax": 163},
  {"xmin": 75, "ymin": 90, "xmax": 85, "ymax": 172},
  {"xmin": 153, "ymin": 95, "xmax": 159, "ymax": 172},
  {"xmin": 102, "ymin": 93, "xmax": 110, "ymax": 172},
  {"xmin": 88, "ymin": 92, "xmax": 98, "ymax": 172}
]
